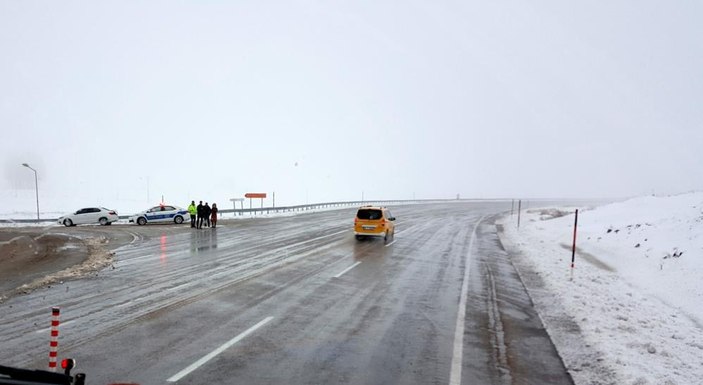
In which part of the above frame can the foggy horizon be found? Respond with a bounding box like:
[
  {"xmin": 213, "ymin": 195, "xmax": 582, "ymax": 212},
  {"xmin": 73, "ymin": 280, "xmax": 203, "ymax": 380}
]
[{"xmin": 3, "ymin": 1, "xmax": 702, "ymax": 215}]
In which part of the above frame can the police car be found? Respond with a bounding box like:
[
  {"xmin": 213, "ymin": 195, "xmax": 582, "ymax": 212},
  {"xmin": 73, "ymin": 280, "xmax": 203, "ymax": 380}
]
[{"xmin": 129, "ymin": 205, "xmax": 190, "ymax": 225}]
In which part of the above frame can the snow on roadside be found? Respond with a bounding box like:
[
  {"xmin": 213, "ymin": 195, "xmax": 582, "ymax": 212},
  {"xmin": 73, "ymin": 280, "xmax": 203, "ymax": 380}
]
[{"xmin": 498, "ymin": 193, "xmax": 703, "ymax": 385}]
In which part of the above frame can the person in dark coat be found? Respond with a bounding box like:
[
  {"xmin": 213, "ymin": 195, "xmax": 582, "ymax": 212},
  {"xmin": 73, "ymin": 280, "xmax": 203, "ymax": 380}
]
[
  {"xmin": 204, "ymin": 202, "xmax": 211, "ymax": 227},
  {"xmin": 196, "ymin": 201, "xmax": 204, "ymax": 229},
  {"xmin": 211, "ymin": 203, "xmax": 218, "ymax": 228}
]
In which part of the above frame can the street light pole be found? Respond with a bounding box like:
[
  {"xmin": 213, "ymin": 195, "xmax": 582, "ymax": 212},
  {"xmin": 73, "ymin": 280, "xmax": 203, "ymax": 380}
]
[{"xmin": 22, "ymin": 163, "xmax": 39, "ymax": 220}]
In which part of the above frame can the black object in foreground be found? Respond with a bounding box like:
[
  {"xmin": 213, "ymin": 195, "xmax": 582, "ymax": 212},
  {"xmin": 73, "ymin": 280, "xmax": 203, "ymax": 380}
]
[{"xmin": 0, "ymin": 364, "xmax": 85, "ymax": 385}]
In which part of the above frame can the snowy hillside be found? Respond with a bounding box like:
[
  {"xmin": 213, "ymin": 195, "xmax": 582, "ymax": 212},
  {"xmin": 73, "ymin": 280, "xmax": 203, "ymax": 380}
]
[{"xmin": 499, "ymin": 193, "xmax": 703, "ymax": 385}]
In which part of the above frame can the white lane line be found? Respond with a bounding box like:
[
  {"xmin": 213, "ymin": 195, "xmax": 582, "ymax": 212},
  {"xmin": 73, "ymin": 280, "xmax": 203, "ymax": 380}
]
[
  {"xmin": 449, "ymin": 215, "xmax": 484, "ymax": 385},
  {"xmin": 35, "ymin": 320, "xmax": 75, "ymax": 334},
  {"xmin": 127, "ymin": 231, "xmax": 139, "ymax": 245},
  {"xmin": 333, "ymin": 261, "xmax": 361, "ymax": 278},
  {"xmin": 167, "ymin": 316, "xmax": 274, "ymax": 382},
  {"xmin": 384, "ymin": 240, "xmax": 396, "ymax": 247}
]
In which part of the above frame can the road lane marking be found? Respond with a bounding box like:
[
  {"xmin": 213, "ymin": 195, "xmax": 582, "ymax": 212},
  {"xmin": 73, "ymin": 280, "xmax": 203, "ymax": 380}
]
[
  {"xmin": 167, "ymin": 316, "xmax": 274, "ymax": 382},
  {"xmin": 449, "ymin": 215, "xmax": 484, "ymax": 385},
  {"xmin": 127, "ymin": 231, "xmax": 140, "ymax": 245},
  {"xmin": 384, "ymin": 240, "xmax": 396, "ymax": 247},
  {"xmin": 333, "ymin": 261, "xmax": 361, "ymax": 278}
]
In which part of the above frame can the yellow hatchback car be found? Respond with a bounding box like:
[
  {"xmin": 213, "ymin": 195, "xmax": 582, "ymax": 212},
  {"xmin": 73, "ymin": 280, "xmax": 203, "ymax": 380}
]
[{"xmin": 354, "ymin": 206, "xmax": 396, "ymax": 242}]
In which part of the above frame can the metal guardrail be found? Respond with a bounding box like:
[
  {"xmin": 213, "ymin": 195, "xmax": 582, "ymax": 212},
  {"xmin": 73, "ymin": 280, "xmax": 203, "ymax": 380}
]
[
  {"xmin": 217, "ymin": 198, "xmax": 467, "ymax": 216},
  {"xmin": 0, "ymin": 198, "xmax": 486, "ymax": 224}
]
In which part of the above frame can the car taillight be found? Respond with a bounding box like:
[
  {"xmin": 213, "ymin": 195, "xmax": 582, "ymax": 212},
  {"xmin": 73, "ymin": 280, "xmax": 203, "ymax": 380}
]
[
  {"xmin": 109, "ymin": 211, "xmax": 117, "ymax": 215},
  {"xmin": 354, "ymin": 218, "xmax": 358, "ymax": 224}
]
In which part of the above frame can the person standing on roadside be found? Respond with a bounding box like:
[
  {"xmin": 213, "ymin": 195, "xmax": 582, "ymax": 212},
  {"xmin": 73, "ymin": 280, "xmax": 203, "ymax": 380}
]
[
  {"xmin": 204, "ymin": 202, "xmax": 212, "ymax": 227},
  {"xmin": 211, "ymin": 203, "xmax": 218, "ymax": 228},
  {"xmin": 196, "ymin": 201, "xmax": 204, "ymax": 229},
  {"xmin": 188, "ymin": 200, "xmax": 197, "ymax": 228}
]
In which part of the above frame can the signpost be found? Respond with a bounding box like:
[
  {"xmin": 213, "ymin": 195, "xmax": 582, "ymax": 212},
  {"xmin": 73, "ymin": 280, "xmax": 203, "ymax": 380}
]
[
  {"xmin": 244, "ymin": 193, "xmax": 267, "ymax": 212},
  {"xmin": 229, "ymin": 198, "xmax": 245, "ymax": 216}
]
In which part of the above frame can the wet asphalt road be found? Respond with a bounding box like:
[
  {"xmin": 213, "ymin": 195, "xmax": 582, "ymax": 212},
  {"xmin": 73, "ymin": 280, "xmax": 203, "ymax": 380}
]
[{"xmin": 0, "ymin": 202, "xmax": 572, "ymax": 385}]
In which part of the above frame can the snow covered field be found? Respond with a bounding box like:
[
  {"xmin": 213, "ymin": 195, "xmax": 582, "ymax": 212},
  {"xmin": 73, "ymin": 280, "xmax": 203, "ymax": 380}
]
[{"xmin": 498, "ymin": 193, "xmax": 703, "ymax": 385}]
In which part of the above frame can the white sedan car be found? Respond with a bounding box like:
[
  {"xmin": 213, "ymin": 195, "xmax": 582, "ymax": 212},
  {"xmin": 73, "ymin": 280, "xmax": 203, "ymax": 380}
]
[
  {"xmin": 58, "ymin": 207, "xmax": 119, "ymax": 227},
  {"xmin": 129, "ymin": 205, "xmax": 190, "ymax": 225}
]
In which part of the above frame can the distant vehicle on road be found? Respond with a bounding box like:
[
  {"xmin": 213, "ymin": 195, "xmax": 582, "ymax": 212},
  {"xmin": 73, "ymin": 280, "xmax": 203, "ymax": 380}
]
[
  {"xmin": 129, "ymin": 205, "xmax": 190, "ymax": 226},
  {"xmin": 58, "ymin": 207, "xmax": 118, "ymax": 227},
  {"xmin": 354, "ymin": 206, "xmax": 396, "ymax": 242}
]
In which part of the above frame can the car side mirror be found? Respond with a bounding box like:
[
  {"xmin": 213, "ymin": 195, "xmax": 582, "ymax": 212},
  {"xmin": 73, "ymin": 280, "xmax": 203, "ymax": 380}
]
[{"xmin": 389, "ymin": 217, "xmax": 396, "ymax": 221}]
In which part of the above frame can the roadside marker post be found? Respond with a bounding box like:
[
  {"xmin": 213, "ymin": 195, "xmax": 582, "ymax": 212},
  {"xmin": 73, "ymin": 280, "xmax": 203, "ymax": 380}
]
[
  {"xmin": 571, "ymin": 209, "xmax": 579, "ymax": 269},
  {"xmin": 517, "ymin": 200, "xmax": 522, "ymax": 229},
  {"xmin": 48, "ymin": 307, "xmax": 60, "ymax": 371}
]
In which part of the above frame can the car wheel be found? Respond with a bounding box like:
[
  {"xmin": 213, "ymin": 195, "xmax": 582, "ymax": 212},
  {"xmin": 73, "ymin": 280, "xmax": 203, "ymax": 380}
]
[
  {"xmin": 137, "ymin": 217, "xmax": 147, "ymax": 226},
  {"xmin": 99, "ymin": 217, "xmax": 108, "ymax": 226},
  {"xmin": 63, "ymin": 219, "xmax": 73, "ymax": 227},
  {"xmin": 384, "ymin": 231, "xmax": 389, "ymax": 243},
  {"xmin": 106, "ymin": 222, "xmax": 112, "ymax": 225},
  {"xmin": 174, "ymin": 216, "xmax": 184, "ymax": 224}
]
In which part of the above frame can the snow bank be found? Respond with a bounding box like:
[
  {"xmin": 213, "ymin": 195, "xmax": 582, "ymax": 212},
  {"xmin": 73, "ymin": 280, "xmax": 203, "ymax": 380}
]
[{"xmin": 498, "ymin": 192, "xmax": 703, "ymax": 385}]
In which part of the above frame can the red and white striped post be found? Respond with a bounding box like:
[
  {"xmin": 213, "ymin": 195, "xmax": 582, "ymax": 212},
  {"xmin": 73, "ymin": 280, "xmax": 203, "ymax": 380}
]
[{"xmin": 48, "ymin": 307, "xmax": 60, "ymax": 371}]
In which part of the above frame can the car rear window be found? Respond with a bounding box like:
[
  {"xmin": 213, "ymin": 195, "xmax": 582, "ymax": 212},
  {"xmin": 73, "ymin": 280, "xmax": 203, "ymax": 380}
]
[{"xmin": 357, "ymin": 209, "xmax": 383, "ymax": 220}]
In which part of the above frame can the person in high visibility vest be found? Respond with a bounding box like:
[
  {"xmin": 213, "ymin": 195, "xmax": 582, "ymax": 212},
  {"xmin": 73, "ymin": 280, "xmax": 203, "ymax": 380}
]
[{"xmin": 187, "ymin": 200, "xmax": 197, "ymax": 228}]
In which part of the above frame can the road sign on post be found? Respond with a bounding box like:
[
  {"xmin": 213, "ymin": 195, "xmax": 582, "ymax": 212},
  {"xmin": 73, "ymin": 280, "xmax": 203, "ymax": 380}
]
[{"xmin": 245, "ymin": 193, "xmax": 266, "ymax": 214}]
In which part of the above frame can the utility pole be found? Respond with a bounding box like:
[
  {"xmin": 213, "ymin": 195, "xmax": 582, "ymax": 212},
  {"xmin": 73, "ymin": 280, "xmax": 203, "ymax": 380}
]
[{"xmin": 21, "ymin": 163, "xmax": 39, "ymax": 219}]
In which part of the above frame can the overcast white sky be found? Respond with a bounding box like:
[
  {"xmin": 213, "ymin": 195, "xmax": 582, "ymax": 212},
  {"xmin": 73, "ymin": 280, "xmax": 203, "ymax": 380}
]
[{"xmin": 2, "ymin": 1, "xmax": 702, "ymax": 214}]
